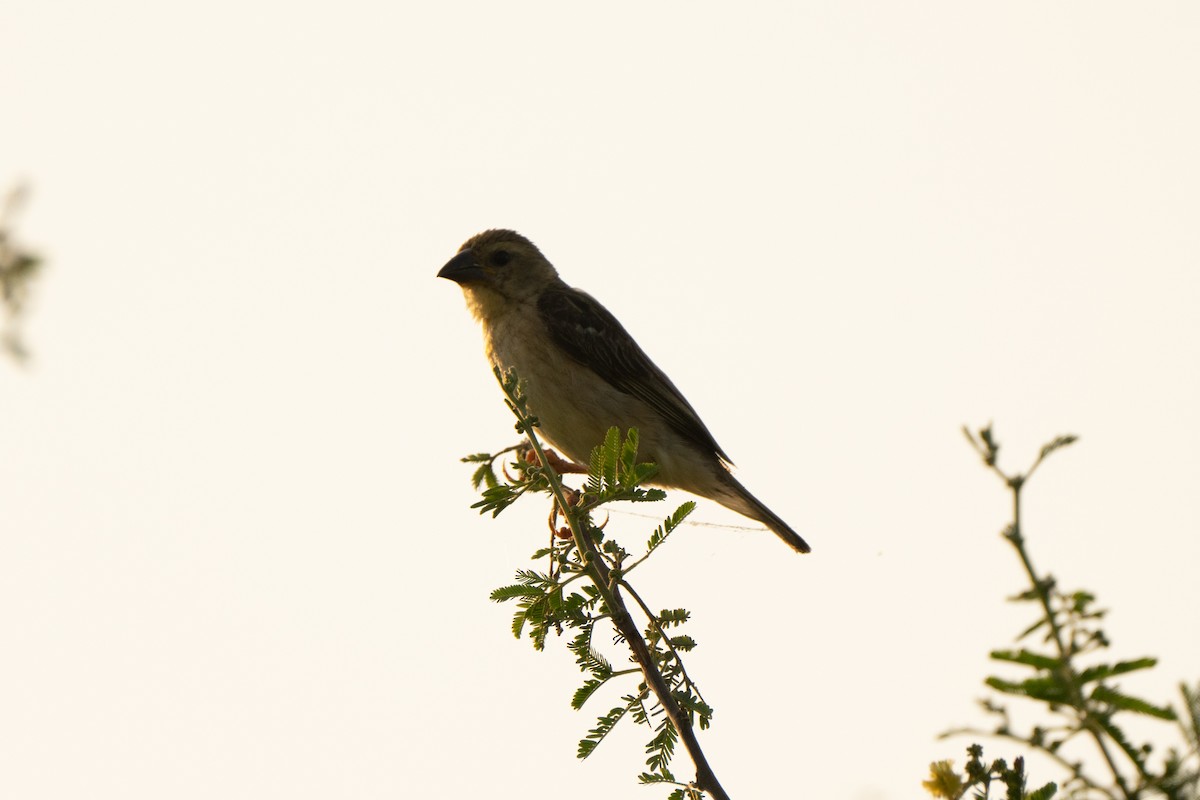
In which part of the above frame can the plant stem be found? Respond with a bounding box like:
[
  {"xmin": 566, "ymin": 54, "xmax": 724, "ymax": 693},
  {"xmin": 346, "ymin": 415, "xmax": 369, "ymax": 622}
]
[
  {"xmin": 1006, "ymin": 474, "xmax": 1134, "ymax": 800},
  {"xmin": 622, "ymin": 581, "xmax": 703, "ymax": 697},
  {"xmin": 500, "ymin": 375, "xmax": 730, "ymax": 800}
]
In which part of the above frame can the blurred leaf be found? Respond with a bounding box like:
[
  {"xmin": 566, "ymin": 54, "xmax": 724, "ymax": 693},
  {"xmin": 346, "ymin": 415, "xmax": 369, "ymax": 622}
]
[
  {"xmin": 1091, "ymin": 686, "xmax": 1176, "ymax": 720},
  {"xmin": 1077, "ymin": 658, "xmax": 1158, "ymax": 685},
  {"xmin": 1038, "ymin": 435, "xmax": 1078, "ymax": 462},
  {"xmin": 990, "ymin": 649, "xmax": 1061, "ymax": 671}
]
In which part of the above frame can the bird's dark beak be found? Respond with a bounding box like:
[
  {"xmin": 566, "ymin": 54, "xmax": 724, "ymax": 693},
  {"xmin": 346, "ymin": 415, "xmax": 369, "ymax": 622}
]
[{"xmin": 437, "ymin": 249, "xmax": 488, "ymax": 285}]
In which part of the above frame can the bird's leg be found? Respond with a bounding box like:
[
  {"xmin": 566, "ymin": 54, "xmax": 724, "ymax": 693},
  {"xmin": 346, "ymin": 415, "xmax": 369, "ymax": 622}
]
[
  {"xmin": 537, "ymin": 446, "xmax": 589, "ymax": 475},
  {"xmin": 548, "ymin": 502, "xmax": 573, "ymax": 541}
]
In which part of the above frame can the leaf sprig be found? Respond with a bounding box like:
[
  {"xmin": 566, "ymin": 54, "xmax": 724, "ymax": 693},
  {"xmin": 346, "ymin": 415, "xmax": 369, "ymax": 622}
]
[
  {"xmin": 941, "ymin": 426, "xmax": 1200, "ymax": 800},
  {"xmin": 467, "ymin": 367, "xmax": 721, "ymax": 800}
]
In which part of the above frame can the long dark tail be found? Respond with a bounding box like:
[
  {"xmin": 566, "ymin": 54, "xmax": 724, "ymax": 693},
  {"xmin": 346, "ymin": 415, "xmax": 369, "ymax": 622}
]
[
  {"xmin": 719, "ymin": 475, "xmax": 811, "ymax": 554},
  {"xmin": 752, "ymin": 498, "xmax": 811, "ymax": 553}
]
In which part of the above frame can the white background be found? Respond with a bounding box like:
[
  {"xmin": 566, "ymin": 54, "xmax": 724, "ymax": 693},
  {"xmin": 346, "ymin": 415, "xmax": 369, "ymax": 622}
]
[{"xmin": 3, "ymin": 3, "xmax": 1198, "ymax": 798}]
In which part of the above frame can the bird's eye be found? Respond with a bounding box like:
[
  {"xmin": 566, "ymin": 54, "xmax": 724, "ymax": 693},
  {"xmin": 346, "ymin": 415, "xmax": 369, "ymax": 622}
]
[{"xmin": 489, "ymin": 250, "xmax": 511, "ymax": 268}]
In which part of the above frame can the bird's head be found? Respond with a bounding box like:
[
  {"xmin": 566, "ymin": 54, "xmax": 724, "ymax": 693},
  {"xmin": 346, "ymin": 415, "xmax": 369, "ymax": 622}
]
[{"xmin": 438, "ymin": 230, "xmax": 561, "ymax": 318}]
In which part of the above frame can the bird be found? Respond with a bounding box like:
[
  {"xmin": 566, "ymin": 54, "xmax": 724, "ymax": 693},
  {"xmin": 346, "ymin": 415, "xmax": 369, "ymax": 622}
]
[{"xmin": 438, "ymin": 229, "xmax": 810, "ymax": 554}]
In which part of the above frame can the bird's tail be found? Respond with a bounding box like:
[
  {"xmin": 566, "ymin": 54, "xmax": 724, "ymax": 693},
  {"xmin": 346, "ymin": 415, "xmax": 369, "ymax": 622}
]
[
  {"xmin": 753, "ymin": 500, "xmax": 811, "ymax": 554},
  {"xmin": 718, "ymin": 476, "xmax": 811, "ymax": 554}
]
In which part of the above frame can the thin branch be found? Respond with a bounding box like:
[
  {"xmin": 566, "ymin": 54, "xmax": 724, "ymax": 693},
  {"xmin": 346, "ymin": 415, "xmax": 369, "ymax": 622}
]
[
  {"xmin": 621, "ymin": 580, "xmax": 704, "ymax": 700},
  {"xmin": 497, "ymin": 369, "xmax": 730, "ymax": 800},
  {"xmin": 979, "ymin": 431, "xmax": 1136, "ymax": 800}
]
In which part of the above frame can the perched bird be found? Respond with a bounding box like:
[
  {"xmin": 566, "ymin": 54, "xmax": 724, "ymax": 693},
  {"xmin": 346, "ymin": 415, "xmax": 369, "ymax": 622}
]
[{"xmin": 438, "ymin": 229, "xmax": 810, "ymax": 554}]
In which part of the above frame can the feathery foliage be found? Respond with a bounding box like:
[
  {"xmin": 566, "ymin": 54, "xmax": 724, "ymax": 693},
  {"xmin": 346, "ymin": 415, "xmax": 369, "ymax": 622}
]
[
  {"xmin": 0, "ymin": 183, "xmax": 42, "ymax": 364},
  {"xmin": 925, "ymin": 745, "xmax": 1057, "ymax": 800},
  {"xmin": 931, "ymin": 425, "xmax": 1200, "ymax": 800},
  {"xmin": 465, "ymin": 368, "xmax": 720, "ymax": 800}
]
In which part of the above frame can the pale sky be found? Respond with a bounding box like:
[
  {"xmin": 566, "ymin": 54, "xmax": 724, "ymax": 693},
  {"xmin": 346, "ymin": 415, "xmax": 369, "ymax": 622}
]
[{"xmin": 3, "ymin": 3, "xmax": 1198, "ymax": 798}]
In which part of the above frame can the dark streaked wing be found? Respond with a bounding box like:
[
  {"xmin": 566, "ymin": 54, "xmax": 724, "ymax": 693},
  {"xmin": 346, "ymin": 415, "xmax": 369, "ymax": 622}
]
[{"xmin": 536, "ymin": 286, "xmax": 732, "ymax": 463}]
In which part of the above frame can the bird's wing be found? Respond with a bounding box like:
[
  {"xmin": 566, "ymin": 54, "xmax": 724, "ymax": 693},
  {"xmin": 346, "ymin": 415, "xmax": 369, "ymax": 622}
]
[{"xmin": 537, "ymin": 286, "xmax": 732, "ymax": 463}]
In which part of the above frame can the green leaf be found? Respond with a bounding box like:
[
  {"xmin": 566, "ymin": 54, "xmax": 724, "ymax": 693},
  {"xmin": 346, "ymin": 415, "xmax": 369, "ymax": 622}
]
[
  {"xmin": 471, "ymin": 483, "xmax": 525, "ymax": 516},
  {"xmin": 658, "ymin": 608, "xmax": 691, "ymax": 627},
  {"xmin": 990, "ymin": 649, "xmax": 1061, "ymax": 671},
  {"xmin": 469, "ymin": 462, "xmax": 496, "ymax": 490},
  {"xmin": 587, "ymin": 442, "xmax": 604, "ymax": 495},
  {"xmin": 1017, "ymin": 617, "xmax": 1049, "ymax": 640},
  {"xmin": 644, "ymin": 502, "xmax": 697, "ymax": 556},
  {"xmin": 489, "ymin": 584, "xmax": 545, "ymax": 602},
  {"xmin": 1091, "ymin": 686, "xmax": 1177, "ymax": 720},
  {"xmin": 668, "ymin": 635, "xmax": 697, "ymax": 652},
  {"xmin": 500, "ymin": 569, "xmax": 555, "ymax": 594},
  {"xmin": 630, "ymin": 462, "xmax": 658, "ymax": 486},
  {"xmin": 1003, "ymin": 756, "xmax": 1026, "ymax": 800},
  {"xmin": 511, "ymin": 609, "xmax": 526, "ymax": 639},
  {"xmin": 985, "ymin": 676, "xmax": 1070, "ymax": 705},
  {"xmin": 529, "ymin": 620, "xmax": 547, "ymax": 651},
  {"xmin": 1095, "ymin": 717, "xmax": 1145, "ymax": 768},
  {"xmin": 1038, "ymin": 435, "xmax": 1078, "ymax": 462},
  {"xmin": 1077, "ymin": 658, "xmax": 1158, "ymax": 685},
  {"xmin": 674, "ymin": 692, "xmax": 713, "ymax": 727},
  {"xmin": 603, "ymin": 427, "xmax": 620, "ymax": 489},
  {"xmin": 1180, "ymin": 681, "xmax": 1200, "ymax": 749},
  {"xmin": 578, "ymin": 704, "xmax": 631, "ymax": 760},
  {"xmin": 1027, "ymin": 782, "xmax": 1058, "ymax": 800},
  {"xmin": 621, "ymin": 427, "xmax": 640, "ymax": 478},
  {"xmin": 637, "ymin": 772, "xmax": 678, "ymax": 784},
  {"xmin": 644, "ymin": 719, "xmax": 679, "ymax": 773},
  {"xmin": 584, "ymin": 647, "xmax": 613, "ymax": 676},
  {"xmin": 572, "ymin": 677, "xmax": 610, "ymax": 710}
]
